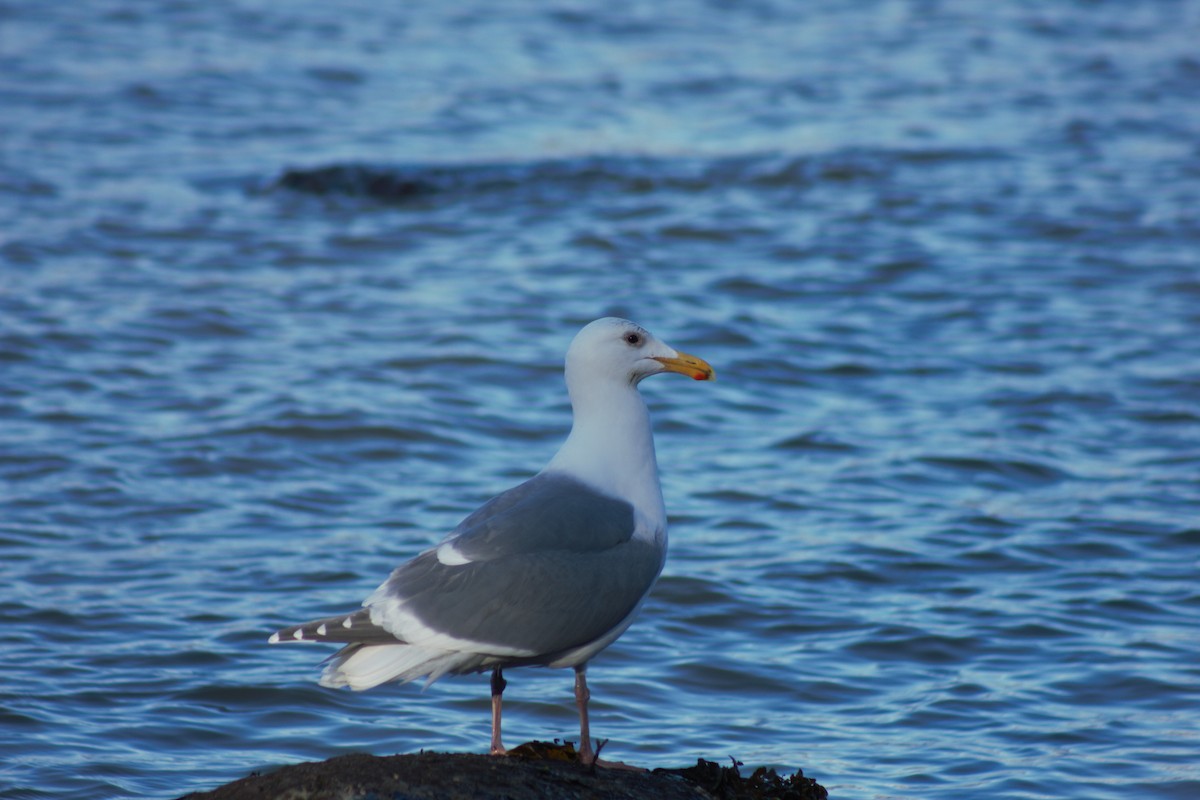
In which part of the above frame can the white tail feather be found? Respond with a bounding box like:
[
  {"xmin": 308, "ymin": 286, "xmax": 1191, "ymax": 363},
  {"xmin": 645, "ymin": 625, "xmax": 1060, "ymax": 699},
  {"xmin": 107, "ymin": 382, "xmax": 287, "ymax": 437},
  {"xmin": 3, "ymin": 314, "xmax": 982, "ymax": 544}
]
[{"xmin": 319, "ymin": 644, "xmax": 485, "ymax": 691}]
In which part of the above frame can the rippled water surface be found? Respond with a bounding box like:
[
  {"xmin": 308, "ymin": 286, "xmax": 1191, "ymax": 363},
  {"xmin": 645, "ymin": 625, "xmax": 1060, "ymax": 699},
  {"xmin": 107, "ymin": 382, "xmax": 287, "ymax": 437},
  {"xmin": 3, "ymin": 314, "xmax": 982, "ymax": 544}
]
[{"xmin": 3, "ymin": 2, "xmax": 1200, "ymax": 798}]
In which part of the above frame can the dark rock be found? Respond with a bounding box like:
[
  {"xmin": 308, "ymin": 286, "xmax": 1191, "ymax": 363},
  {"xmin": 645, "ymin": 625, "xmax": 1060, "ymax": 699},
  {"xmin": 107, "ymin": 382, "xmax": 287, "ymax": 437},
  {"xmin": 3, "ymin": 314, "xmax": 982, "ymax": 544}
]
[
  {"xmin": 276, "ymin": 164, "xmax": 435, "ymax": 200},
  {"xmin": 659, "ymin": 756, "xmax": 829, "ymax": 800},
  {"xmin": 177, "ymin": 743, "xmax": 828, "ymax": 800}
]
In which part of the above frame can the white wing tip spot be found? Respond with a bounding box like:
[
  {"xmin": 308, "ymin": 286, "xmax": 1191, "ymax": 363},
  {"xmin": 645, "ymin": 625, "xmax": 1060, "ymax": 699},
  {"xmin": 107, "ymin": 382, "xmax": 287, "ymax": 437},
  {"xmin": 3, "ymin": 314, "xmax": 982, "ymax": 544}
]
[
  {"xmin": 436, "ymin": 541, "xmax": 472, "ymax": 566},
  {"xmin": 343, "ymin": 616, "xmax": 353, "ymax": 629},
  {"xmin": 292, "ymin": 629, "xmax": 304, "ymax": 640},
  {"xmin": 316, "ymin": 623, "xmax": 327, "ymax": 637},
  {"xmin": 268, "ymin": 632, "xmax": 281, "ymax": 644}
]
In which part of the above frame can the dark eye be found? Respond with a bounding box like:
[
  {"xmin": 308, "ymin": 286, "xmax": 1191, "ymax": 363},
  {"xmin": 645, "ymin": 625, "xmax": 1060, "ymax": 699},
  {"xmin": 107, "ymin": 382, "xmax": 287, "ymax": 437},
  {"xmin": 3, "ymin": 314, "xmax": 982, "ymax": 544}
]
[{"xmin": 624, "ymin": 331, "xmax": 642, "ymax": 346}]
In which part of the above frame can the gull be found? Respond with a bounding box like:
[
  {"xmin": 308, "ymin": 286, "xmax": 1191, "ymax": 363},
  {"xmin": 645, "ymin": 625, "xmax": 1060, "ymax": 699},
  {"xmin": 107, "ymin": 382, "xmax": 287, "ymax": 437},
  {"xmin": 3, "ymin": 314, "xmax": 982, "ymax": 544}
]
[{"xmin": 269, "ymin": 317, "xmax": 714, "ymax": 765}]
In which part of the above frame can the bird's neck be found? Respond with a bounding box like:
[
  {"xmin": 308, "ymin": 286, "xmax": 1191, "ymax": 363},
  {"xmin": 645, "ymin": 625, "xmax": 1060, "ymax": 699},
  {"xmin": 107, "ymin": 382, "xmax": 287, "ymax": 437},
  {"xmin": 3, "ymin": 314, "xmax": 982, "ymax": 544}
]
[{"xmin": 544, "ymin": 383, "xmax": 666, "ymax": 525}]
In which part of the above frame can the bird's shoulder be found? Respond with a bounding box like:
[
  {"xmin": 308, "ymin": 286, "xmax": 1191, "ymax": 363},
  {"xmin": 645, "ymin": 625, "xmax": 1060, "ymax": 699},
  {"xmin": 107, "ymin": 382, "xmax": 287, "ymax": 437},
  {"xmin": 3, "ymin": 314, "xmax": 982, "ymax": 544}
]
[{"xmin": 435, "ymin": 471, "xmax": 637, "ymax": 564}]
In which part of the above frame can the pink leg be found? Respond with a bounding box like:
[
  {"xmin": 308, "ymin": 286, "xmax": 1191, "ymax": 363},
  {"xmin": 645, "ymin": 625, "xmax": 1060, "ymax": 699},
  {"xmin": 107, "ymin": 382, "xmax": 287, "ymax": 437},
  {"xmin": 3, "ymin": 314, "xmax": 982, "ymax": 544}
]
[
  {"xmin": 574, "ymin": 665, "xmax": 595, "ymax": 764},
  {"xmin": 574, "ymin": 665, "xmax": 642, "ymax": 770},
  {"xmin": 490, "ymin": 667, "xmax": 507, "ymax": 756}
]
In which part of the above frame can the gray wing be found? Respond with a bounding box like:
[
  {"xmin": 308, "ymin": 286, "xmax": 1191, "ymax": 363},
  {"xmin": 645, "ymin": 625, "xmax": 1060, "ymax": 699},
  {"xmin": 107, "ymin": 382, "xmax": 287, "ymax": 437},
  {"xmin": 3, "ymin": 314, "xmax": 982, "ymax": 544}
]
[
  {"xmin": 369, "ymin": 472, "xmax": 664, "ymax": 657},
  {"xmin": 441, "ymin": 472, "xmax": 637, "ymax": 561}
]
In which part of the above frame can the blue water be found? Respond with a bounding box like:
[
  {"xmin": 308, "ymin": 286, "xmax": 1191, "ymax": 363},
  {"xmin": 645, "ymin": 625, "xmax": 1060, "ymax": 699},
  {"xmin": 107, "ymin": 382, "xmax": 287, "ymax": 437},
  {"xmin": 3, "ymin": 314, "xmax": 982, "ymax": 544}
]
[{"xmin": 3, "ymin": 1, "xmax": 1200, "ymax": 798}]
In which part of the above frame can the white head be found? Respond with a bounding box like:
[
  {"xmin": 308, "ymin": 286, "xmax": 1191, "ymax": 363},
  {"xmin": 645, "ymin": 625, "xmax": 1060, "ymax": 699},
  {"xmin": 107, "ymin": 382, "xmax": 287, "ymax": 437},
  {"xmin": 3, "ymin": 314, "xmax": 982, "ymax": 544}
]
[
  {"xmin": 549, "ymin": 317, "xmax": 714, "ymax": 519},
  {"xmin": 564, "ymin": 317, "xmax": 714, "ymax": 396}
]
